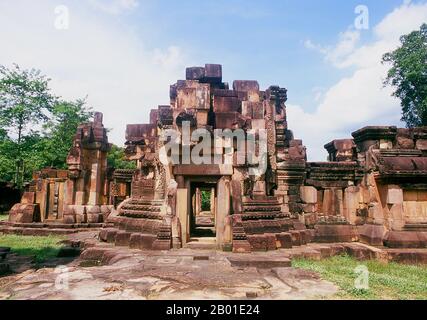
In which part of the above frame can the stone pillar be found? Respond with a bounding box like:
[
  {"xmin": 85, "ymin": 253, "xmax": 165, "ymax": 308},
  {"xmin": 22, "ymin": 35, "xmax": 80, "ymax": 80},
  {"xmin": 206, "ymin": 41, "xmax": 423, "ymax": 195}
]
[
  {"xmin": 210, "ymin": 187, "xmax": 216, "ymax": 215},
  {"xmin": 64, "ymin": 179, "xmax": 75, "ymax": 206},
  {"xmin": 75, "ymin": 175, "xmax": 85, "ymax": 206},
  {"xmin": 88, "ymin": 150, "xmax": 102, "ymax": 206},
  {"xmin": 195, "ymin": 188, "xmax": 201, "ymax": 216},
  {"xmin": 387, "ymin": 185, "xmax": 404, "ymax": 230},
  {"xmin": 177, "ymin": 189, "xmax": 188, "ymax": 245},
  {"xmin": 343, "ymin": 186, "xmax": 360, "ymax": 225},
  {"xmin": 216, "ymin": 177, "xmax": 231, "ymax": 250}
]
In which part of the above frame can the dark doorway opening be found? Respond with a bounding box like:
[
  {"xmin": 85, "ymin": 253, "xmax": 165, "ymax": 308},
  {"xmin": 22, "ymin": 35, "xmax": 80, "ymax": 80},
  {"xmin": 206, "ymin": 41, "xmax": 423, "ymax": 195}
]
[{"xmin": 190, "ymin": 182, "xmax": 216, "ymax": 238}]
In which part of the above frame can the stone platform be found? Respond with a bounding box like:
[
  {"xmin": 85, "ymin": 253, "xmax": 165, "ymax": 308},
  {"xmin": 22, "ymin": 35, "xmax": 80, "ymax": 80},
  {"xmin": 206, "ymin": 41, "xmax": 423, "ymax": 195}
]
[{"xmin": 0, "ymin": 221, "xmax": 107, "ymax": 236}]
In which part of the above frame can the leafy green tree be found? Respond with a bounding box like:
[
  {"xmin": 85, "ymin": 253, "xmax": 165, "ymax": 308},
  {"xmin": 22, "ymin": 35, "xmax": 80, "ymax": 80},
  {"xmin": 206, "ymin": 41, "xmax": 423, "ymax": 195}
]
[
  {"xmin": 0, "ymin": 130, "xmax": 16, "ymax": 182},
  {"xmin": 383, "ymin": 23, "xmax": 427, "ymax": 127},
  {"xmin": 40, "ymin": 99, "xmax": 93, "ymax": 169},
  {"xmin": 0, "ymin": 64, "xmax": 56, "ymax": 186},
  {"xmin": 107, "ymin": 144, "xmax": 136, "ymax": 170}
]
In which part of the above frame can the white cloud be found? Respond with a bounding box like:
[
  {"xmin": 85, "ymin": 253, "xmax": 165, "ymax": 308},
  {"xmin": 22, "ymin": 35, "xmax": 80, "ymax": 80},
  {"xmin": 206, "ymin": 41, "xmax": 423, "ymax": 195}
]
[
  {"xmin": 305, "ymin": 29, "xmax": 361, "ymax": 68},
  {"xmin": 0, "ymin": 0, "xmax": 188, "ymax": 145},
  {"xmin": 89, "ymin": 0, "xmax": 139, "ymax": 15},
  {"xmin": 293, "ymin": 0, "xmax": 427, "ymax": 161}
]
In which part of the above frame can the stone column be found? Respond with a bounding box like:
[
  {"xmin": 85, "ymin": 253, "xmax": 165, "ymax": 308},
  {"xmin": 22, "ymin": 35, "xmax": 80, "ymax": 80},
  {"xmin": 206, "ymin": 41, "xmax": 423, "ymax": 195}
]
[
  {"xmin": 387, "ymin": 185, "xmax": 404, "ymax": 230},
  {"xmin": 195, "ymin": 188, "xmax": 201, "ymax": 216},
  {"xmin": 210, "ymin": 187, "xmax": 216, "ymax": 215},
  {"xmin": 177, "ymin": 188, "xmax": 188, "ymax": 245},
  {"xmin": 88, "ymin": 150, "xmax": 102, "ymax": 206},
  {"xmin": 216, "ymin": 177, "xmax": 231, "ymax": 250}
]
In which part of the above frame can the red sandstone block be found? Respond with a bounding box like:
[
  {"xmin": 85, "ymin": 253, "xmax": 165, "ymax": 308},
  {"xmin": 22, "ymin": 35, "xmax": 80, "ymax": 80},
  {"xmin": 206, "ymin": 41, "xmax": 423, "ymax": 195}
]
[
  {"xmin": 63, "ymin": 214, "xmax": 76, "ymax": 224},
  {"xmin": 80, "ymin": 247, "xmax": 108, "ymax": 261},
  {"xmin": 384, "ymin": 231, "xmax": 427, "ymax": 249},
  {"xmin": 314, "ymin": 225, "xmax": 359, "ymax": 243},
  {"xmin": 106, "ymin": 229, "xmax": 118, "ymax": 243},
  {"xmin": 265, "ymin": 234, "xmax": 277, "ymax": 251},
  {"xmin": 275, "ymin": 233, "xmax": 292, "ymax": 249},
  {"xmin": 186, "ymin": 67, "xmax": 205, "ymax": 81},
  {"xmin": 204, "ymin": 64, "xmax": 222, "ymax": 82},
  {"xmin": 247, "ymin": 235, "xmax": 268, "ymax": 252},
  {"xmin": 233, "ymin": 80, "xmax": 259, "ymax": 92},
  {"xmin": 152, "ymin": 239, "xmax": 172, "ymax": 250},
  {"xmin": 115, "ymin": 231, "xmax": 132, "ymax": 247},
  {"xmin": 87, "ymin": 213, "xmax": 101, "ymax": 224},
  {"xmin": 232, "ymin": 240, "xmax": 252, "ymax": 253},
  {"xmin": 129, "ymin": 233, "xmax": 156, "ymax": 250},
  {"xmin": 289, "ymin": 231, "xmax": 302, "ymax": 246},
  {"xmin": 99, "ymin": 228, "xmax": 111, "ymax": 242}
]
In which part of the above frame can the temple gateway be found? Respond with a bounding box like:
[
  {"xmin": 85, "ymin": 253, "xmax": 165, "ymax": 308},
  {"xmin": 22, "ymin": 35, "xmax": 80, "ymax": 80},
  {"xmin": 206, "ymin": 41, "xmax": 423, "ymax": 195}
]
[{"xmin": 6, "ymin": 64, "xmax": 427, "ymax": 252}]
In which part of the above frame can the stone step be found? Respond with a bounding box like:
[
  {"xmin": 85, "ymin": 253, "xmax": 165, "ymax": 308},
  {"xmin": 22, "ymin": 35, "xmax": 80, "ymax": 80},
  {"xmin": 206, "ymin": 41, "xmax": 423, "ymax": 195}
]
[
  {"xmin": 184, "ymin": 238, "xmax": 217, "ymax": 250},
  {"xmin": 227, "ymin": 256, "xmax": 291, "ymax": 269}
]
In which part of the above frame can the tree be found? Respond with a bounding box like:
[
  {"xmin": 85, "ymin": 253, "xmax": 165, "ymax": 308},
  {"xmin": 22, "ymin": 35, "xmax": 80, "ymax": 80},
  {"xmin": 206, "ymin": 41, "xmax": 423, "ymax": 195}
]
[
  {"xmin": 0, "ymin": 64, "xmax": 56, "ymax": 186},
  {"xmin": 383, "ymin": 23, "xmax": 427, "ymax": 127},
  {"xmin": 107, "ymin": 144, "xmax": 136, "ymax": 170},
  {"xmin": 40, "ymin": 99, "xmax": 93, "ymax": 169}
]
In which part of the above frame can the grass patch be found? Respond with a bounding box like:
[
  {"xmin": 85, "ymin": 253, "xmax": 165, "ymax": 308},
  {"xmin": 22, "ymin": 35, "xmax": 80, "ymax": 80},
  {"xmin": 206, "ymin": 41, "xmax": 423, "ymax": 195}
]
[
  {"xmin": 293, "ymin": 255, "xmax": 427, "ymax": 300},
  {"xmin": 0, "ymin": 234, "xmax": 65, "ymax": 263},
  {"xmin": 0, "ymin": 213, "xmax": 8, "ymax": 221}
]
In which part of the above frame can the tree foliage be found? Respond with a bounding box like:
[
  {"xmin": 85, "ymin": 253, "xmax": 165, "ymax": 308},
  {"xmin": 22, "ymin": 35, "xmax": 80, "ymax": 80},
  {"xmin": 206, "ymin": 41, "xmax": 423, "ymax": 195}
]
[
  {"xmin": 383, "ymin": 23, "xmax": 427, "ymax": 127},
  {"xmin": 40, "ymin": 99, "xmax": 93, "ymax": 169},
  {"xmin": 0, "ymin": 64, "xmax": 93, "ymax": 186},
  {"xmin": 107, "ymin": 144, "xmax": 136, "ymax": 170}
]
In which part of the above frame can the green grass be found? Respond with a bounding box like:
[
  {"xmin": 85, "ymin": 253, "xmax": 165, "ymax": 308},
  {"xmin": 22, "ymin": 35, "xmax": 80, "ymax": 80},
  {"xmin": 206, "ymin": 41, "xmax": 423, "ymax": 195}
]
[
  {"xmin": 0, "ymin": 213, "xmax": 8, "ymax": 221},
  {"xmin": 293, "ymin": 255, "xmax": 427, "ymax": 300},
  {"xmin": 0, "ymin": 234, "xmax": 65, "ymax": 263}
]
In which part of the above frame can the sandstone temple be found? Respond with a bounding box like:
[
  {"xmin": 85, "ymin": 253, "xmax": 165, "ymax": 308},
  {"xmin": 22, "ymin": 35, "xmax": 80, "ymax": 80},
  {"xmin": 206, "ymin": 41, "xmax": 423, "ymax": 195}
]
[{"xmin": 4, "ymin": 64, "xmax": 427, "ymax": 252}]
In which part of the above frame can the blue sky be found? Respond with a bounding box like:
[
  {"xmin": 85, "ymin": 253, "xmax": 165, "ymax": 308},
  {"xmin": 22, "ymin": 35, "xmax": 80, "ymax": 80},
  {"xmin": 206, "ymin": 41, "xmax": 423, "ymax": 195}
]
[
  {"xmin": 125, "ymin": 0, "xmax": 402, "ymax": 107},
  {"xmin": 1, "ymin": 0, "xmax": 426, "ymax": 160}
]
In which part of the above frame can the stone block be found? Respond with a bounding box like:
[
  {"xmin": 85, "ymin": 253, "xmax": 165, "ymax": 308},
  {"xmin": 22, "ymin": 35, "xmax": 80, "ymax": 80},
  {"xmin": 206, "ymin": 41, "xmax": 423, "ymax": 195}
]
[
  {"xmin": 265, "ymin": 233, "xmax": 277, "ymax": 250},
  {"xmin": 397, "ymin": 136, "xmax": 415, "ymax": 149},
  {"xmin": 204, "ymin": 64, "xmax": 222, "ymax": 83},
  {"xmin": 63, "ymin": 214, "xmax": 76, "ymax": 224},
  {"xmin": 99, "ymin": 228, "xmax": 111, "ymax": 242},
  {"xmin": 115, "ymin": 231, "xmax": 132, "ymax": 247},
  {"xmin": 387, "ymin": 187, "xmax": 403, "ymax": 205},
  {"xmin": 358, "ymin": 224, "xmax": 386, "ymax": 246},
  {"xmin": 416, "ymin": 139, "xmax": 427, "ymax": 151},
  {"xmin": 233, "ymin": 240, "xmax": 252, "ymax": 253},
  {"xmin": 289, "ymin": 230, "xmax": 302, "ymax": 246},
  {"xmin": 232, "ymin": 80, "xmax": 259, "ymax": 92},
  {"xmin": 186, "ymin": 66, "xmax": 205, "ymax": 81},
  {"xmin": 21, "ymin": 192, "xmax": 36, "ymax": 204},
  {"xmin": 152, "ymin": 239, "xmax": 172, "ymax": 250},
  {"xmin": 314, "ymin": 224, "xmax": 359, "ymax": 243},
  {"xmin": 228, "ymin": 256, "xmax": 291, "ymax": 269},
  {"xmin": 8, "ymin": 204, "xmax": 40, "ymax": 223},
  {"xmin": 129, "ymin": 233, "xmax": 156, "ymax": 250},
  {"xmin": 87, "ymin": 213, "xmax": 101, "ymax": 224},
  {"xmin": 106, "ymin": 229, "xmax": 118, "ymax": 243},
  {"xmin": 247, "ymin": 235, "xmax": 268, "ymax": 251},
  {"xmin": 275, "ymin": 232, "xmax": 292, "ymax": 249},
  {"xmin": 384, "ymin": 231, "xmax": 427, "ymax": 248}
]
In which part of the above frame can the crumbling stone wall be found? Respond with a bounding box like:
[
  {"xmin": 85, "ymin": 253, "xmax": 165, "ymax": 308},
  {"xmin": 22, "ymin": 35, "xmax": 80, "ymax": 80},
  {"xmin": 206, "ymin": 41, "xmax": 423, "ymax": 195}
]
[{"xmin": 8, "ymin": 112, "xmax": 114, "ymax": 224}]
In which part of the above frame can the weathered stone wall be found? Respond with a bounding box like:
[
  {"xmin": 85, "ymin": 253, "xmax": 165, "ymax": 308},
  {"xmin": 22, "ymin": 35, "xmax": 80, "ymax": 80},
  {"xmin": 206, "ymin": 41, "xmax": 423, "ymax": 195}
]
[{"xmin": 8, "ymin": 112, "xmax": 114, "ymax": 225}]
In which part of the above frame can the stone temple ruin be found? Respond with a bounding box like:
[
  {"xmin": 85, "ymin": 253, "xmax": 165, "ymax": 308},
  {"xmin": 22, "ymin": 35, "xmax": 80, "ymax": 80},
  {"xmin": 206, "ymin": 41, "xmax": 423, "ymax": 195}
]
[{"xmin": 4, "ymin": 64, "xmax": 427, "ymax": 252}]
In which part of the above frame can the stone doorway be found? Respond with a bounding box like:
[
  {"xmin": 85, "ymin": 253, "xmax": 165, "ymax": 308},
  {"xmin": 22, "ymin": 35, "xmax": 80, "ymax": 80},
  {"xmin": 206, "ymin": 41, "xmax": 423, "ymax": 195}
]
[{"xmin": 190, "ymin": 182, "xmax": 217, "ymax": 238}]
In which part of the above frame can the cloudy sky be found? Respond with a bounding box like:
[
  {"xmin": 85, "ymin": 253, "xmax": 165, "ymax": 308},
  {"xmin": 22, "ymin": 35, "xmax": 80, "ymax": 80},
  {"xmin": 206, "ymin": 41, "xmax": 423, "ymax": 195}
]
[{"xmin": 1, "ymin": 0, "xmax": 427, "ymax": 160}]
